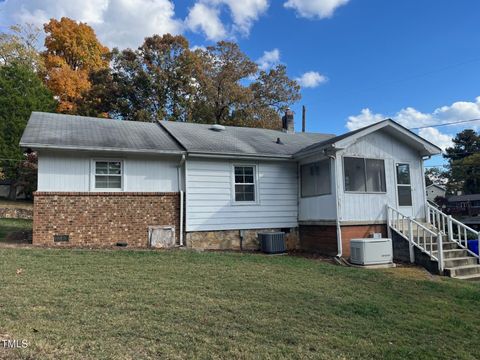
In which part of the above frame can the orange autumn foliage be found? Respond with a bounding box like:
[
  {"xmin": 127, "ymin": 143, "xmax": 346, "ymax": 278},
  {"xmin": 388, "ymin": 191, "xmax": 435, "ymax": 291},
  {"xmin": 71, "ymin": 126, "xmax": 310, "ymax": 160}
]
[{"xmin": 42, "ymin": 17, "xmax": 109, "ymax": 113}]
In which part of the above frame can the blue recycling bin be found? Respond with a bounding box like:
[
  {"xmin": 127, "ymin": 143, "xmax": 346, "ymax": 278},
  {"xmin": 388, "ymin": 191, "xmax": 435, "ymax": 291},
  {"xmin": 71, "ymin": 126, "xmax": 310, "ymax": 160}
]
[{"xmin": 467, "ymin": 240, "xmax": 479, "ymax": 255}]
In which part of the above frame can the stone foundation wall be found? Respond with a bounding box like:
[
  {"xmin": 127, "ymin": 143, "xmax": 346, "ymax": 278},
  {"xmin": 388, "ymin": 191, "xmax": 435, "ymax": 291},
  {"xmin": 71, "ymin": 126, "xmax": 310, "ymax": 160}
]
[
  {"xmin": 0, "ymin": 207, "xmax": 33, "ymax": 220},
  {"xmin": 33, "ymin": 192, "xmax": 180, "ymax": 247},
  {"xmin": 186, "ymin": 228, "xmax": 299, "ymax": 250}
]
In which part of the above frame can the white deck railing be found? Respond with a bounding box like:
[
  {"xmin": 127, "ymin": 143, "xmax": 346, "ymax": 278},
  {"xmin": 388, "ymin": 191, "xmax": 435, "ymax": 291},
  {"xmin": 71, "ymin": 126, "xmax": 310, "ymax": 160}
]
[
  {"xmin": 426, "ymin": 203, "xmax": 480, "ymax": 261},
  {"xmin": 387, "ymin": 205, "xmax": 444, "ymax": 272}
]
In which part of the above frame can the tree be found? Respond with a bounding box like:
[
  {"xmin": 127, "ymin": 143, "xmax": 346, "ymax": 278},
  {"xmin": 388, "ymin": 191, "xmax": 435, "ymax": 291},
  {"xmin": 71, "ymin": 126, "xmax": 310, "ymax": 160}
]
[
  {"xmin": 0, "ymin": 23, "xmax": 43, "ymax": 71},
  {"xmin": 14, "ymin": 152, "xmax": 38, "ymax": 200},
  {"xmin": 80, "ymin": 36, "xmax": 301, "ymax": 128},
  {"xmin": 191, "ymin": 41, "xmax": 258, "ymax": 125},
  {"xmin": 42, "ymin": 17, "xmax": 110, "ymax": 113},
  {"xmin": 0, "ymin": 64, "xmax": 56, "ymax": 193},
  {"xmin": 443, "ymin": 129, "xmax": 480, "ymax": 195},
  {"xmin": 424, "ymin": 167, "xmax": 446, "ymax": 187}
]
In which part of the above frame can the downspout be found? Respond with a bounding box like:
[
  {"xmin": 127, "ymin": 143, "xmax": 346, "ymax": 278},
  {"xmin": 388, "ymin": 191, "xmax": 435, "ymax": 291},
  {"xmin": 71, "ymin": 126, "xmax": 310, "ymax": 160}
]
[
  {"xmin": 177, "ymin": 154, "xmax": 186, "ymax": 246},
  {"xmin": 329, "ymin": 153, "xmax": 343, "ymax": 258},
  {"xmin": 422, "ymin": 155, "xmax": 431, "ymax": 222}
]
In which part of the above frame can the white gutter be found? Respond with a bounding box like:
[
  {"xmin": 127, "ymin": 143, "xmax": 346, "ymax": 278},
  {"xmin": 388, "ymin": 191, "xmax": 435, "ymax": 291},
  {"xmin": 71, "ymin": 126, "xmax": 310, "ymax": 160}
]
[
  {"xmin": 187, "ymin": 152, "xmax": 292, "ymax": 161},
  {"xmin": 177, "ymin": 154, "xmax": 186, "ymax": 246},
  {"xmin": 20, "ymin": 143, "xmax": 186, "ymax": 156}
]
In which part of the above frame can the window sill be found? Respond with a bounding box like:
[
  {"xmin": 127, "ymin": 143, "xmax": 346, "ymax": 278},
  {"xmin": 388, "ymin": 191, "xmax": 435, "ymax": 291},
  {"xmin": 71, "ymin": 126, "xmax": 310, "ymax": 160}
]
[
  {"xmin": 301, "ymin": 193, "xmax": 332, "ymax": 198},
  {"xmin": 231, "ymin": 201, "xmax": 260, "ymax": 206},
  {"xmin": 344, "ymin": 191, "xmax": 387, "ymax": 195}
]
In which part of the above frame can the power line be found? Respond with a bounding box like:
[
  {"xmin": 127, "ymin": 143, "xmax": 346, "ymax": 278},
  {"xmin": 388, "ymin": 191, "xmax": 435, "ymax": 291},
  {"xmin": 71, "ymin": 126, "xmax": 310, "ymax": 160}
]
[{"xmin": 410, "ymin": 118, "xmax": 480, "ymax": 130}]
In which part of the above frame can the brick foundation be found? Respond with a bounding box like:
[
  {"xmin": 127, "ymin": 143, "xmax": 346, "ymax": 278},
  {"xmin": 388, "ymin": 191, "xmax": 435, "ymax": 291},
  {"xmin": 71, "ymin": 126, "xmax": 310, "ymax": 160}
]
[
  {"xmin": 299, "ymin": 224, "xmax": 388, "ymax": 258},
  {"xmin": 340, "ymin": 224, "xmax": 388, "ymax": 258},
  {"xmin": 186, "ymin": 228, "xmax": 299, "ymax": 251},
  {"xmin": 33, "ymin": 192, "xmax": 180, "ymax": 247}
]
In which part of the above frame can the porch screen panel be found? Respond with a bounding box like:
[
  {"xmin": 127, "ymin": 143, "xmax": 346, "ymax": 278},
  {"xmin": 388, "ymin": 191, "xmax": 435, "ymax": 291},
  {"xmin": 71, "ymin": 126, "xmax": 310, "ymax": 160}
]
[
  {"xmin": 301, "ymin": 159, "xmax": 331, "ymax": 197},
  {"xmin": 344, "ymin": 157, "xmax": 366, "ymax": 192},
  {"xmin": 366, "ymin": 159, "xmax": 386, "ymax": 192}
]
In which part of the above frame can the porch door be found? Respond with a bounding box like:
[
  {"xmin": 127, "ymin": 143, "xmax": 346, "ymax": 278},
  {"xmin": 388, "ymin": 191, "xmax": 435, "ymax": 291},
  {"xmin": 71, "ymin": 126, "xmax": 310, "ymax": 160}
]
[{"xmin": 395, "ymin": 163, "xmax": 414, "ymax": 217}]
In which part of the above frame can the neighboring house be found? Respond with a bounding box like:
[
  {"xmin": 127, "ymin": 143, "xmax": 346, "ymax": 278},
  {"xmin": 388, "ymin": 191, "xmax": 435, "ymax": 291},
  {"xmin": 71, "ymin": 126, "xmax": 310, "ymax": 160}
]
[
  {"xmin": 426, "ymin": 184, "xmax": 446, "ymax": 203},
  {"xmin": 20, "ymin": 111, "xmax": 441, "ymax": 257},
  {"xmin": 446, "ymin": 194, "xmax": 480, "ymax": 217}
]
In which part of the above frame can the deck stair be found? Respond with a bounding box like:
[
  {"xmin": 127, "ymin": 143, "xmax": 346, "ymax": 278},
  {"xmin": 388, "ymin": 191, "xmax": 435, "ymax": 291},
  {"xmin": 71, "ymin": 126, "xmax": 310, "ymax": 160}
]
[{"xmin": 387, "ymin": 204, "xmax": 480, "ymax": 280}]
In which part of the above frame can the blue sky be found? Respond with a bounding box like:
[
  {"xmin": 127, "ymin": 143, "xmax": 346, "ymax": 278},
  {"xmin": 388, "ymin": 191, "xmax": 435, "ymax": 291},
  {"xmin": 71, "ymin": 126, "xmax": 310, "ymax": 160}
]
[{"xmin": 1, "ymin": 0, "xmax": 479, "ymax": 163}]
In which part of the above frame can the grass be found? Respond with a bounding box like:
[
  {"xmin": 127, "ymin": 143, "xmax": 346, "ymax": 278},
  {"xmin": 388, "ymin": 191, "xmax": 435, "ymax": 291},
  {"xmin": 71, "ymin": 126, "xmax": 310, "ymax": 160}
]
[
  {"xmin": 0, "ymin": 218, "xmax": 32, "ymax": 243},
  {"xmin": 0, "ymin": 249, "xmax": 479, "ymax": 359}
]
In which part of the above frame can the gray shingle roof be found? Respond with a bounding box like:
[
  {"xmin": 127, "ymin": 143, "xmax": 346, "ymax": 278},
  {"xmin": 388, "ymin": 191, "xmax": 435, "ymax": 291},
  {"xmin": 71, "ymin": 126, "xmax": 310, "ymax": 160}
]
[
  {"xmin": 448, "ymin": 194, "xmax": 480, "ymax": 202},
  {"xmin": 20, "ymin": 112, "xmax": 184, "ymax": 154},
  {"xmin": 159, "ymin": 121, "xmax": 335, "ymax": 158}
]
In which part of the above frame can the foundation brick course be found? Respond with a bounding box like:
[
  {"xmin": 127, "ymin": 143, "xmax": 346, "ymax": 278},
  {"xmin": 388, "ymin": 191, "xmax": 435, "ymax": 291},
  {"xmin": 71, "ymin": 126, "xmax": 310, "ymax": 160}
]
[
  {"xmin": 299, "ymin": 224, "xmax": 388, "ymax": 258},
  {"xmin": 33, "ymin": 192, "xmax": 180, "ymax": 247}
]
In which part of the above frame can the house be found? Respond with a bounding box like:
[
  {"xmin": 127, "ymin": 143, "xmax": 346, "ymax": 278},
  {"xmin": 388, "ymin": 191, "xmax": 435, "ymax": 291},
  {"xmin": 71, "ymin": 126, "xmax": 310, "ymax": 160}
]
[
  {"xmin": 446, "ymin": 194, "xmax": 480, "ymax": 217},
  {"xmin": 20, "ymin": 111, "xmax": 442, "ymax": 257},
  {"xmin": 426, "ymin": 184, "xmax": 446, "ymax": 203}
]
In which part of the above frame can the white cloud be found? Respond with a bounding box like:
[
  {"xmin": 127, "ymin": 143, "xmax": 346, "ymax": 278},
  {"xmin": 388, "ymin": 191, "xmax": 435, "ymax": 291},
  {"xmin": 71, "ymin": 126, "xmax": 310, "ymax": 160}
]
[
  {"xmin": 295, "ymin": 71, "xmax": 328, "ymax": 88},
  {"xmin": 284, "ymin": 0, "xmax": 349, "ymax": 19},
  {"xmin": 185, "ymin": 3, "xmax": 227, "ymax": 41},
  {"xmin": 418, "ymin": 128, "xmax": 454, "ymax": 151},
  {"xmin": 0, "ymin": 0, "xmax": 183, "ymax": 49},
  {"xmin": 186, "ymin": 0, "xmax": 269, "ymax": 40},
  {"xmin": 257, "ymin": 48, "xmax": 280, "ymax": 71},
  {"xmin": 346, "ymin": 97, "xmax": 480, "ymax": 151}
]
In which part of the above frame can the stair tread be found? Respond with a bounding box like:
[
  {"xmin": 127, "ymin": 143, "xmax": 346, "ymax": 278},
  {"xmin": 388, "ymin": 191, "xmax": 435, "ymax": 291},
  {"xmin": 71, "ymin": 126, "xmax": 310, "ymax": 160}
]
[
  {"xmin": 445, "ymin": 264, "xmax": 480, "ymax": 270},
  {"xmin": 444, "ymin": 257, "xmax": 477, "ymax": 261},
  {"xmin": 452, "ymin": 273, "xmax": 480, "ymax": 280}
]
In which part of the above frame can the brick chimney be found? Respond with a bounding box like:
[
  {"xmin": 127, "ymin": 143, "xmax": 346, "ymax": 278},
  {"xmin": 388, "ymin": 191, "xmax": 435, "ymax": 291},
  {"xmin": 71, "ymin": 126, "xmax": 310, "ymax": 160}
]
[{"xmin": 282, "ymin": 109, "xmax": 294, "ymax": 133}]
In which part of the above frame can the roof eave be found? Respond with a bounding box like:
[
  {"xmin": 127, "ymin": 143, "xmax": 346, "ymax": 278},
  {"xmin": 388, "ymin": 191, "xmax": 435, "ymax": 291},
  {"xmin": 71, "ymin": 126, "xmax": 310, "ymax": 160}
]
[
  {"xmin": 187, "ymin": 151, "xmax": 293, "ymax": 161},
  {"xmin": 20, "ymin": 143, "xmax": 186, "ymax": 156}
]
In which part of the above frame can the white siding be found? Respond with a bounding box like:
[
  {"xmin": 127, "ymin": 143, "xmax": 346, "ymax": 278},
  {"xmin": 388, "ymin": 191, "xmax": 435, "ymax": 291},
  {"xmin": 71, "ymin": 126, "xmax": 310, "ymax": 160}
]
[
  {"xmin": 38, "ymin": 151, "xmax": 180, "ymax": 192},
  {"xmin": 298, "ymin": 155, "xmax": 337, "ymax": 221},
  {"xmin": 38, "ymin": 153, "xmax": 90, "ymax": 191},
  {"xmin": 337, "ymin": 130, "xmax": 427, "ymax": 222},
  {"xmin": 186, "ymin": 158, "xmax": 298, "ymax": 231}
]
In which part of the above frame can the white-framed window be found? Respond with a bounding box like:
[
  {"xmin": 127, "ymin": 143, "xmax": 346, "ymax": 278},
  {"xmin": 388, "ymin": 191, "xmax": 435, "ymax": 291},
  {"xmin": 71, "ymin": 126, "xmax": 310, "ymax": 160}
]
[
  {"xmin": 344, "ymin": 157, "xmax": 386, "ymax": 193},
  {"xmin": 233, "ymin": 165, "xmax": 256, "ymax": 203},
  {"xmin": 300, "ymin": 159, "xmax": 331, "ymax": 197},
  {"xmin": 93, "ymin": 160, "xmax": 123, "ymax": 190}
]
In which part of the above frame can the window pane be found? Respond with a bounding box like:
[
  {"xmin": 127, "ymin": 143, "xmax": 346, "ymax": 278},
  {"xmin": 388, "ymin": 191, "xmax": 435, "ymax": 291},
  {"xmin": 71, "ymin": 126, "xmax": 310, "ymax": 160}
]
[
  {"xmin": 244, "ymin": 175, "xmax": 254, "ymax": 183},
  {"xmin": 398, "ymin": 186, "xmax": 412, "ymax": 206},
  {"xmin": 95, "ymin": 176, "xmax": 108, "ymax": 188},
  {"xmin": 301, "ymin": 164, "xmax": 315, "ymax": 197},
  {"xmin": 234, "ymin": 167, "xmax": 256, "ymax": 202},
  {"xmin": 107, "ymin": 176, "xmax": 121, "ymax": 189},
  {"xmin": 366, "ymin": 159, "xmax": 386, "ymax": 192},
  {"xmin": 108, "ymin": 162, "xmax": 121, "ymax": 175},
  {"xmin": 95, "ymin": 162, "xmax": 108, "ymax": 174},
  {"xmin": 344, "ymin": 157, "xmax": 366, "ymax": 192},
  {"xmin": 301, "ymin": 160, "xmax": 331, "ymax": 197},
  {"xmin": 244, "ymin": 167, "xmax": 253, "ymax": 176},
  {"xmin": 396, "ymin": 164, "xmax": 411, "ymax": 185}
]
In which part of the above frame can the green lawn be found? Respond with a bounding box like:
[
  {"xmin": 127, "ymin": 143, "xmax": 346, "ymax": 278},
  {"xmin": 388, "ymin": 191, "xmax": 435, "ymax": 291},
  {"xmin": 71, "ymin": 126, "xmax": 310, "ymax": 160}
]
[
  {"xmin": 0, "ymin": 218, "xmax": 32, "ymax": 243},
  {"xmin": 0, "ymin": 249, "xmax": 479, "ymax": 359}
]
